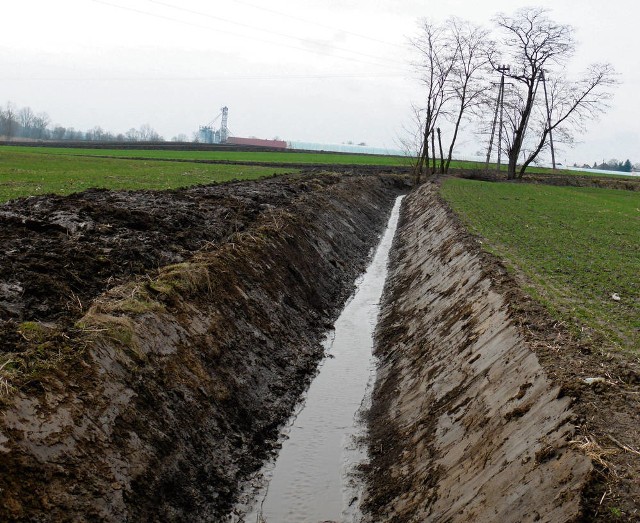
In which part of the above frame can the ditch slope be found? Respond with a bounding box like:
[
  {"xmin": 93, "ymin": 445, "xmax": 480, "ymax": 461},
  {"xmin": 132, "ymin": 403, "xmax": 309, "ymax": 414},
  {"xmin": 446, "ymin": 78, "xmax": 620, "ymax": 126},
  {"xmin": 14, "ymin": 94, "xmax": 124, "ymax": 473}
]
[
  {"xmin": 0, "ymin": 173, "xmax": 406, "ymax": 521},
  {"xmin": 364, "ymin": 183, "xmax": 593, "ymax": 522}
]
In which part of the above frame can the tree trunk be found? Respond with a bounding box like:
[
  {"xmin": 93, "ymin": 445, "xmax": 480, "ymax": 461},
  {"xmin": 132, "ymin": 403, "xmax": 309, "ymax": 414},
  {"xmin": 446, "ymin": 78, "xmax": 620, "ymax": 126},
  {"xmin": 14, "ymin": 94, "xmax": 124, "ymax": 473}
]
[
  {"xmin": 431, "ymin": 132, "xmax": 436, "ymax": 174},
  {"xmin": 437, "ymin": 128, "xmax": 445, "ymax": 174},
  {"xmin": 414, "ymin": 121, "xmax": 431, "ymax": 184},
  {"xmin": 445, "ymin": 106, "xmax": 464, "ymax": 174},
  {"xmin": 519, "ymin": 128, "xmax": 549, "ymax": 178},
  {"xmin": 508, "ymin": 75, "xmax": 540, "ymax": 179}
]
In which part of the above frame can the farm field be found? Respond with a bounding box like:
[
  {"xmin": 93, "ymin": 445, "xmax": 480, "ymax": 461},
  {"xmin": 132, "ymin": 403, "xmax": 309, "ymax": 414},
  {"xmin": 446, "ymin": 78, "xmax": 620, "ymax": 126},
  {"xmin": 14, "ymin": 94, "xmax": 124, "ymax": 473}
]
[
  {"xmin": 0, "ymin": 148, "xmax": 293, "ymax": 202},
  {"xmin": 2, "ymin": 145, "xmax": 636, "ymax": 199},
  {"xmin": 441, "ymin": 177, "xmax": 640, "ymax": 352},
  {"xmin": 0, "ymin": 144, "xmax": 414, "ymax": 167},
  {"xmin": 8, "ymin": 144, "xmax": 622, "ymax": 176}
]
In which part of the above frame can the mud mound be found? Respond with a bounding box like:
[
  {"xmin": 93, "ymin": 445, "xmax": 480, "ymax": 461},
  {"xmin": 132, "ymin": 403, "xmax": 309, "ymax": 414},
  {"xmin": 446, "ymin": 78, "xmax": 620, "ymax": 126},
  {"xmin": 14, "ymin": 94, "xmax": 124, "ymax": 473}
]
[
  {"xmin": 0, "ymin": 174, "xmax": 406, "ymax": 521},
  {"xmin": 452, "ymin": 168, "xmax": 640, "ymax": 191},
  {"xmin": 0, "ymin": 176, "xmax": 326, "ymax": 326},
  {"xmin": 364, "ymin": 183, "xmax": 591, "ymax": 522}
]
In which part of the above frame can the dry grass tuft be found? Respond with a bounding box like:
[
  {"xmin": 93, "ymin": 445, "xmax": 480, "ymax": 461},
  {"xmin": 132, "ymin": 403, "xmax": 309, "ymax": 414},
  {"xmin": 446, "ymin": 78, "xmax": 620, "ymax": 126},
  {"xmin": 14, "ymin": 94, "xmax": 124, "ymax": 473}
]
[
  {"xmin": 0, "ymin": 359, "xmax": 16, "ymax": 397},
  {"xmin": 571, "ymin": 435, "xmax": 618, "ymax": 471},
  {"xmin": 151, "ymin": 262, "xmax": 213, "ymax": 297},
  {"xmin": 90, "ymin": 281, "xmax": 164, "ymax": 316},
  {"xmin": 77, "ymin": 312, "xmax": 145, "ymax": 362}
]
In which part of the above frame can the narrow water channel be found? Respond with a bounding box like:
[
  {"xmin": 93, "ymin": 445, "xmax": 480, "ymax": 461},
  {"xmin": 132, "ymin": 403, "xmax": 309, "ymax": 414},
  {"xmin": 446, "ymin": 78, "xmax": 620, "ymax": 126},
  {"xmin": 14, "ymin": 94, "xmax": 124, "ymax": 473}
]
[{"xmin": 242, "ymin": 195, "xmax": 404, "ymax": 523}]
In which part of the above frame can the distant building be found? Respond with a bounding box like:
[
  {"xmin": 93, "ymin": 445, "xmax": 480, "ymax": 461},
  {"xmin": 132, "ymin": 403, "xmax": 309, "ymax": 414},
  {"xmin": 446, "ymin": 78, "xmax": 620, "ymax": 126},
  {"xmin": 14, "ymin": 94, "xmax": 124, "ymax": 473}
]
[
  {"xmin": 226, "ymin": 137, "xmax": 287, "ymax": 149},
  {"xmin": 198, "ymin": 126, "xmax": 224, "ymax": 144},
  {"xmin": 198, "ymin": 106, "xmax": 229, "ymax": 144}
]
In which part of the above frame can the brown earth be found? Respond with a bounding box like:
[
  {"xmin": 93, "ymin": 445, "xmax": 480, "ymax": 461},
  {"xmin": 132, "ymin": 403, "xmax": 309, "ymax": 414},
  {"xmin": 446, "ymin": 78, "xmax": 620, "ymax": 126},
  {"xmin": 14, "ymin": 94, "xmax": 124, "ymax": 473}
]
[
  {"xmin": 2, "ymin": 166, "xmax": 638, "ymax": 522},
  {"xmin": 453, "ymin": 168, "xmax": 640, "ymax": 191},
  {"xmin": 364, "ymin": 180, "xmax": 640, "ymax": 522},
  {"xmin": 444, "ymin": 175, "xmax": 640, "ymax": 521},
  {"xmin": 0, "ymin": 172, "xmax": 407, "ymax": 521},
  {"xmin": 364, "ymin": 183, "xmax": 591, "ymax": 522}
]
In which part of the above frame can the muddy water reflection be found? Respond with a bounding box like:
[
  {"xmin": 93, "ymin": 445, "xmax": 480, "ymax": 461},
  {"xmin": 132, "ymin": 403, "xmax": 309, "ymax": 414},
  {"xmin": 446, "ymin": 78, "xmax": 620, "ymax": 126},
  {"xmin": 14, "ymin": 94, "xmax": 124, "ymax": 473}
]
[{"xmin": 244, "ymin": 196, "xmax": 404, "ymax": 523}]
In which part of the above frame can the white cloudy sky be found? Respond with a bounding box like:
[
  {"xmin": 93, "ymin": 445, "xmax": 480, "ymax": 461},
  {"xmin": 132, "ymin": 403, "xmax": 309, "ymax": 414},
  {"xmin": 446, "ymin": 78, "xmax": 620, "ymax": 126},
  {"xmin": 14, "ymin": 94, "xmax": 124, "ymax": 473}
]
[{"xmin": 2, "ymin": 0, "xmax": 638, "ymax": 164}]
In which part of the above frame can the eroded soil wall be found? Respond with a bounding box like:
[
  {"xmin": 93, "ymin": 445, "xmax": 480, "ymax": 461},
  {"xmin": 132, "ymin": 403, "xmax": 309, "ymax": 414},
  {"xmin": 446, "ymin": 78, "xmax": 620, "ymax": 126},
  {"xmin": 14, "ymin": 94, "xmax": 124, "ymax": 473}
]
[
  {"xmin": 364, "ymin": 183, "xmax": 592, "ymax": 522},
  {"xmin": 0, "ymin": 174, "xmax": 405, "ymax": 522}
]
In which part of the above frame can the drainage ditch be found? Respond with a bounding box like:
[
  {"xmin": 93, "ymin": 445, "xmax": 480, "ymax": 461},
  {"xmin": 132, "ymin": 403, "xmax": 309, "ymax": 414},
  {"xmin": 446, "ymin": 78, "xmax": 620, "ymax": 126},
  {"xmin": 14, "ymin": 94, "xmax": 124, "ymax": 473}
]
[
  {"xmin": 240, "ymin": 196, "xmax": 403, "ymax": 523},
  {"xmin": 0, "ymin": 174, "xmax": 406, "ymax": 522},
  {"xmin": 0, "ymin": 175, "xmax": 598, "ymax": 522}
]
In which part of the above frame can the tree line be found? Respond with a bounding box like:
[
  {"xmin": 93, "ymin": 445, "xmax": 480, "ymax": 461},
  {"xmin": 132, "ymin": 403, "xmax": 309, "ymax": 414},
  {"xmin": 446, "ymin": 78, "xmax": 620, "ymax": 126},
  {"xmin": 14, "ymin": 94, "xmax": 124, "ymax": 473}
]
[
  {"xmin": 411, "ymin": 7, "xmax": 618, "ymax": 181},
  {"xmin": 582, "ymin": 159, "xmax": 635, "ymax": 173},
  {"xmin": 0, "ymin": 102, "xmax": 167, "ymax": 142}
]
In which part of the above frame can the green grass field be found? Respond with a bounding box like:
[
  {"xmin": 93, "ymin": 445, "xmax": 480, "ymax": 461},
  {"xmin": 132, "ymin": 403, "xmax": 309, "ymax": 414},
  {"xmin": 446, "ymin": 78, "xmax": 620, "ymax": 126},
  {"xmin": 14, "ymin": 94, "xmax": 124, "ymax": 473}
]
[
  {"xmin": 0, "ymin": 148, "xmax": 294, "ymax": 202},
  {"xmin": 441, "ymin": 178, "xmax": 640, "ymax": 352},
  {"xmin": 0, "ymin": 145, "xmax": 414, "ymax": 167},
  {"xmin": 4, "ymin": 144, "xmax": 635, "ymax": 181}
]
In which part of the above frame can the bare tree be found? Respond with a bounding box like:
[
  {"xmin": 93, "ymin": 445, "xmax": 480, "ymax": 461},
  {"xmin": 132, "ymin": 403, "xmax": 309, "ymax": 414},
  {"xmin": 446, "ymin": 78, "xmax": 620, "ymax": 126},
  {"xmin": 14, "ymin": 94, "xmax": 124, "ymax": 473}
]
[
  {"xmin": 32, "ymin": 112, "xmax": 50, "ymax": 140},
  {"xmin": 64, "ymin": 127, "xmax": 83, "ymax": 140},
  {"xmin": 441, "ymin": 18, "xmax": 492, "ymax": 174},
  {"xmin": 411, "ymin": 18, "xmax": 491, "ymax": 181},
  {"xmin": 411, "ymin": 20, "xmax": 456, "ymax": 183},
  {"xmin": 491, "ymin": 8, "xmax": 617, "ymax": 178},
  {"xmin": 86, "ymin": 126, "xmax": 105, "ymax": 141},
  {"xmin": 125, "ymin": 128, "xmax": 140, "ymax": 141},
  {"xmin": 52, "ymin": 126, "xmax": 67, "ymax": 140},
  {"xmin": 18, "ymin": 107, "xmax": 35, "ymax": 138},
  {"xmin": 1, "ymin": 102, "xmax": 17, "ymax": 140},
  {"xmin": 138, "ymin": 124, "xmax": 161, "ymax": 141},
  {"xmin": 520, "ymin": 64, "xmax": 617, "ymax": 174}
]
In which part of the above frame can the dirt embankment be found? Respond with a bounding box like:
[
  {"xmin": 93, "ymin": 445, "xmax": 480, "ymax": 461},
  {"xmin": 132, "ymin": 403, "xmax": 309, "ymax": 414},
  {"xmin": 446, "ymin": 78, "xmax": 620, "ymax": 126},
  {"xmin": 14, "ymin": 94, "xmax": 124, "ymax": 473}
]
[
  {"xmin": 0, "ymin": 173, "xmax": 406, "ymax": 522},
  {"xmin": 452, "ymin": 168, "xmax": 640, "ymax": 191},
  {"xmin": 364, "ymin": 183, "xmax": 593, "ymax": 522}
]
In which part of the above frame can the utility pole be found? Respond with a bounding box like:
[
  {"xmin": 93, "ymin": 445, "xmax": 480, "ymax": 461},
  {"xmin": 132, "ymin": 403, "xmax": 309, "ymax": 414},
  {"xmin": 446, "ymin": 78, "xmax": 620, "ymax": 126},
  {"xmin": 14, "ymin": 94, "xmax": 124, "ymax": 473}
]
[
  {"xmin": 485, "ymin": 65, "xmax": 510, "ymax": 173},
  {"xmin": 497, "ymin": 67, "xmax": 507, "ymax": 172},
  {"xmin": 540, "ymin": 70, "xmax": 556, "ymax": 170}
]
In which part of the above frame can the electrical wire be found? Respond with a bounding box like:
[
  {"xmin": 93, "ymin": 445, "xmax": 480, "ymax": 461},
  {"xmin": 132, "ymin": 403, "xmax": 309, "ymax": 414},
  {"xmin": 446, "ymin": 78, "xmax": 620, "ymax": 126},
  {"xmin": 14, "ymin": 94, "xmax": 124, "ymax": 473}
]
[
  {"xmin": 146, "ymin": 0, "xmax": 404, "ymax": 67},
  {"xmin": 6, "ymin": 72, "xmax": 408, "ymax": 81},
  {"xmin": 89, "ymin": 0, "xmax": 408, "ymax": 72},
  {"xmin": 228, "ymin": 0, "xmax": 406, "ymax": 50}
]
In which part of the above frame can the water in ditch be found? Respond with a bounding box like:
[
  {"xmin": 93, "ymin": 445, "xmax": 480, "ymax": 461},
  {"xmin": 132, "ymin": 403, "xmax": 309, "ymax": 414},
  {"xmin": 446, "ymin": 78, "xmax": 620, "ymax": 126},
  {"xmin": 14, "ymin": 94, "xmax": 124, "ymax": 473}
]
[{"xmin": 239, "ymin": 195, "xmax": 404, "ymax": 523}]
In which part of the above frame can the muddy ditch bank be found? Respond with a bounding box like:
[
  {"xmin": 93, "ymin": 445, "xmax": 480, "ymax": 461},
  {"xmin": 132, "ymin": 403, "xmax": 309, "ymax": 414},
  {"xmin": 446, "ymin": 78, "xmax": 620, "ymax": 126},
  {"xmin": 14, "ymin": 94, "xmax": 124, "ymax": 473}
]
[
  {"xmin": 453, "ymin": 169, "xmax": 640, "ymax": 191},
  {"xmin": 0, "ymin": 173, "xmax": 407, "ymax": 521},
  {"xmin": 364, "ymin": 183, "xmax": 594, "ymax": 522},
  {"xmin": 0, "ymin": 174, "xmax": 335, "ymax": 328}
]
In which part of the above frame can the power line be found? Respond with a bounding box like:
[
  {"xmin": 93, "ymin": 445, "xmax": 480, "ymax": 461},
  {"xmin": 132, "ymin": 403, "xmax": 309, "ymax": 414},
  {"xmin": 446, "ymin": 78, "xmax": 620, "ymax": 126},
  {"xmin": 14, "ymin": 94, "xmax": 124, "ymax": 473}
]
[
  {"xmin": 228, "ymin": 0, "xmax": 406, "ymax": 50},
  {"xmin": 89, "ymin": 0, "xmax": 408, "ymax": 72},
  {"xmin": 6, "ymin": 72, "xmax": 408, "ymax": 81},
  {"xmin": 146, "ymin": 0, "xmax": 404, "ymax": 67}
]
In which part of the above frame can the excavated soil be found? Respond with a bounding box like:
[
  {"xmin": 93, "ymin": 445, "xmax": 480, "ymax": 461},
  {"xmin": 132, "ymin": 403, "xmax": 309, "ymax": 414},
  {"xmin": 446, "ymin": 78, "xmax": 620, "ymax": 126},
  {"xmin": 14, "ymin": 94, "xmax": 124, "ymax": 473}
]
[
  {"xmin": 454, "ymin": 168, "xmax": 640, "ymax": 191},
  {"xmin": 0, "ymin": 173, "xmax": 407, "ymax": 521},
  {"xmin": 2, "ymin": 168, "xmax": 638, "ymax": 522},
  {"xmin": 365, "ymin": 182, "xmax": 640, "ymax": 522}
]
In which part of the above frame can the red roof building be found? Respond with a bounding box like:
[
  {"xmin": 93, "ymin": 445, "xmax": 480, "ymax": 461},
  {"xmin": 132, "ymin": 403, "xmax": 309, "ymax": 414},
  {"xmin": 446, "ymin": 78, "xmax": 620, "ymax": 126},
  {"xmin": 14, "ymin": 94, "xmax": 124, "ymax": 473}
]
[{"xmin": 226, "ymin": 137, "xmax": 287, "ymax": 149}]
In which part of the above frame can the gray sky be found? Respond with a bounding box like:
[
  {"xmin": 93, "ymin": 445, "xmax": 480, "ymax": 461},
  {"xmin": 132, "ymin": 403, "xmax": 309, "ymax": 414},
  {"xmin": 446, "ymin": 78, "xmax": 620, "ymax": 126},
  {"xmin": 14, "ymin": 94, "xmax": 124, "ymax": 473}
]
[{"xmin": 2, "ymin": 0, "xmax": 638, "ymax": 164}]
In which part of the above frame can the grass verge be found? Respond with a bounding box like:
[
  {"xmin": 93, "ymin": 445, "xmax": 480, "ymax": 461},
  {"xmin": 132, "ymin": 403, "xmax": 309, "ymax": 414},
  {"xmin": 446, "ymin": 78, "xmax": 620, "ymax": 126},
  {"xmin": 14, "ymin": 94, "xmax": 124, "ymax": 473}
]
[{"xmin": 441, "ymin": 177, "xmax": 639, "ymax": 352}]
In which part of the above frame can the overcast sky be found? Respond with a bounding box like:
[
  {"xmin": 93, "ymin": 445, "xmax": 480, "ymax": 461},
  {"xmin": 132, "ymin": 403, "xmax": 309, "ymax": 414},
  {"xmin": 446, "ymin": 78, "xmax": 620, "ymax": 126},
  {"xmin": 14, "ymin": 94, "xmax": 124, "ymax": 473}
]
[{"xmin": 2, "ymin": 0, "xmax": 638, "ymax": 164}]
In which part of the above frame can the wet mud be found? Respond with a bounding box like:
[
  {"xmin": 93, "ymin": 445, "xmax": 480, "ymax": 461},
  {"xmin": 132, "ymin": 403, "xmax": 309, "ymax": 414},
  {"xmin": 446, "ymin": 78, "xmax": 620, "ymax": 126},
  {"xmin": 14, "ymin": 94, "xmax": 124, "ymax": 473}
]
[
  {"xmin": 2, "ymin": 169, "xmax": 637, "ymax": 522},
  {"xmin": 0, "ymin": 175, "xmax": 333, "ymax": 327},
  {"xmin": 364, "ymin": 183, "xmax": 593, "ymax": 522},
  {"xmin": 242, "ymin": 196, "xmax": 404, "ymax": 523},
  {"xmin": 365, "ymin": 179, "xmax": 640, "ymax": 522},
  {"xmin": 0, "ymin": 173, "xmax": 406, "ymax": 521}
]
